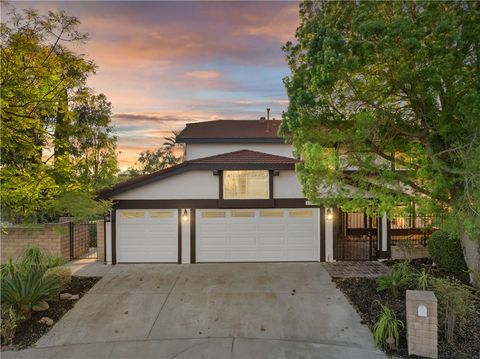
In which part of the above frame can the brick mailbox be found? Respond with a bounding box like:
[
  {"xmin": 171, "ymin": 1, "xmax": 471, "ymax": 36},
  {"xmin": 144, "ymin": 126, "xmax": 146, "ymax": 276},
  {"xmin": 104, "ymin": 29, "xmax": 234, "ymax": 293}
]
[{"xmin": 406, "ymin": 290, "xmax": 438, "ymax": 358}]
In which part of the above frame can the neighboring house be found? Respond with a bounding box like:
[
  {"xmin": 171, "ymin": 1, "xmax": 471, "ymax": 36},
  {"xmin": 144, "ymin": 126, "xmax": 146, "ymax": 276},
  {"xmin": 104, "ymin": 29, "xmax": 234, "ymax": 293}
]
[{"xmin": 99, "ymin": 119, "xmax": 430, "ymax": 264}]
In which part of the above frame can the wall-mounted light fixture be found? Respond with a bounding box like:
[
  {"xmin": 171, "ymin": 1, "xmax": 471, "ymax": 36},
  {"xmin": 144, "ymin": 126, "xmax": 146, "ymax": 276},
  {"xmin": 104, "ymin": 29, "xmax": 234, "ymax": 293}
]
[
  {"xmin": 182, "ymin": 209, "xmax": 189, "ymax": 222},
  {"xmin": 326, "ymin": 208, "xmax": 333, "ymax": 221}
]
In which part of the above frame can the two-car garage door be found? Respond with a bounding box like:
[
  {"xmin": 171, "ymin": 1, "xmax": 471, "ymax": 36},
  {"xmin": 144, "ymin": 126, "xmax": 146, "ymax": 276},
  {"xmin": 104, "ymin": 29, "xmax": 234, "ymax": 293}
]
[
  {"xmin": 116, "ymin": 208, "xmax": 319, "ymax": 263},
  {"xmin": 196, "ymin": 208, "xmax": 319, "ymax": 262}
]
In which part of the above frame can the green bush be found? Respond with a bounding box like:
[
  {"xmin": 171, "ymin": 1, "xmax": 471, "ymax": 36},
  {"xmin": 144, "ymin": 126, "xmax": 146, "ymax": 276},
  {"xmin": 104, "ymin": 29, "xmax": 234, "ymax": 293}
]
[
  {"xmin": 414, "ymin": 269, "xmax": 431, "ymax": 291},
  {"xmin": 373, "ymin": 303, "xmax": 404, "ymax": 350},
  {"xmin": 19, "ymin": 246, "xmax": 66, "ymax": 272},
  {"xmin": 45, "ymin": 266, "xmax": 72, "ymax": 292},
  {"xmin": 0, "ymin": 306, "xmax": 22, "ymax": 345},
  {"xmin": 427, "ymin": 231, "xmax": 467, "ymax": 274},
  {"xmin": 377, "ymin": 261, "xmax": 413, "ymax": 298},
  {"xmin": 1, "ymin": 271, "xmax": 61, "ymax": 318},
  {"xmin": 431, "ymin": 277, "xmax": 477, "ymax": 342}
]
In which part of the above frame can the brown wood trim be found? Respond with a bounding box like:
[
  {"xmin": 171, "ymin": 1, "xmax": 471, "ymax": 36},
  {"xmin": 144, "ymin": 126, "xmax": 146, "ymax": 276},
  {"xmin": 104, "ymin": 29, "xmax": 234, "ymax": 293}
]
[
  {"xmin": 320, "ymin": 207, "xmax": 326, "ymax": 262},
  {"xmin": 219, "ymin": 170, "xmax": 223, "ymax": 200},
  {"xmin": 386, "ymin": 218, "xmax": 392, "ymax": 258},
  {"xmin": 269, "ymin": 170, "xmax": 274, "ymax": 199},
  {"xmin": 117, "ymin": 200, "xmax": 219, "ymax": 209},
  {"xmin": 332, "ymin": 207, "xmax": 339, "ymax": 261},
  {"xmin": 103, "ymin": 219, "xmax": 107, "ymax": 264},
  {"xmin": 115, "ymin": 198, "xmax": 318, "ymax": 210},
  {"xmin": 178, "ymin": 209, "xmax": 182, "ymax": 264},
  {"xmin": 219, "ymin": 199, "xmax": 275, "ymax": 208},
  {"xmin": 190, "ymin": 208, "xmax": 196, "ymax": 263},
  {"xmin": 111, "ymin": 208, "xmax": 117, "ymax": 265}
]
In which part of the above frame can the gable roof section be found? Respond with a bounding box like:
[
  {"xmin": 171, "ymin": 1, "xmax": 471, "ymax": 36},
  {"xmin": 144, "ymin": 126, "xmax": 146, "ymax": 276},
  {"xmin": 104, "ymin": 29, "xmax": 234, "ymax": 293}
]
[
  {"xmin": 189, "ymin": 149, "xmax": 298, "ymax": 165},
  {"xmin": 99, "ymin": 150, "xmax": 299, "ymax": 198},
  {"xmin": 176, "ymin": 120, "xmax": 284, "ymax": 143}
]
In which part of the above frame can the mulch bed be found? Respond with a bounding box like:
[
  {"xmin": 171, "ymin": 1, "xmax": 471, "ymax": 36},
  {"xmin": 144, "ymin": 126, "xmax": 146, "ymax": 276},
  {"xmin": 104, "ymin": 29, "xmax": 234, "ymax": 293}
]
[
  {"xmin": 2, "ymin": 276, "xmax": 100, "ymax": 350},
  {"xmin": 334, "ymin": 259, "xmax": 480, "ymax": 359}
]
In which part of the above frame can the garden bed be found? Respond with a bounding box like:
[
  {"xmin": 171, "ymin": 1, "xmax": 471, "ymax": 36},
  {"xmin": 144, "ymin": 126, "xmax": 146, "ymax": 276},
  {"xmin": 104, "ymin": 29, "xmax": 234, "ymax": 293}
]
[
  {"xmin": 2, "ymin": 276, "xmax": 100, "ymax": 350},
  {"xmin": 334, "ymin": 259, "xmax": 480, "ymax": 358}
]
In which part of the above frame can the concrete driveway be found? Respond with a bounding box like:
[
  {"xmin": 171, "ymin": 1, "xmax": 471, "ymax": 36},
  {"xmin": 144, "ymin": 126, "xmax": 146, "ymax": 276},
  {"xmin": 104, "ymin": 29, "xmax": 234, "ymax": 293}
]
[{"xmin": 5, "ymin": 263, "xmax": 385, "ymax": 359}]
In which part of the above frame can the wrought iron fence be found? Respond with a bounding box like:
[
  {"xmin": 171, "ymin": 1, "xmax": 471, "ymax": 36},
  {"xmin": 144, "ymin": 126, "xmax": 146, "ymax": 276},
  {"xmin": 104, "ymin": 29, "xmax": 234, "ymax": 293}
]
[
  {"xmin": 336, "ymin": 212, "xmax": 378, "ymax": 261},
  {"xmin": 69, "ymin": 221, "xmax": 98, "ymax": 259},
  {"xmin": 390, "ymin": 215, "xmax": 441, "ymax": 245}
]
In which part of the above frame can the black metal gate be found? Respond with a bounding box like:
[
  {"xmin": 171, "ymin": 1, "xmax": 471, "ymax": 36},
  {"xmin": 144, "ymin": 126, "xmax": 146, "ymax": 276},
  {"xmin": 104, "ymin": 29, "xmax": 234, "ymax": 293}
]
[
  {"xmin": 69, "ymin": 221, "xmax": 98, "ymax": 259},
  {"xmin": 336, "ymin": 211, "xmax": 378, "ymax": 260}
]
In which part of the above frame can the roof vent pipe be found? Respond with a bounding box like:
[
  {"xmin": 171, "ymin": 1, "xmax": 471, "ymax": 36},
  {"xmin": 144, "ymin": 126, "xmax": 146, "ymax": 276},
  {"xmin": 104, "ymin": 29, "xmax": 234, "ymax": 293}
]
[{"xmin": 259, "ymin": 116, "xmax": 266, "ymax": 122}]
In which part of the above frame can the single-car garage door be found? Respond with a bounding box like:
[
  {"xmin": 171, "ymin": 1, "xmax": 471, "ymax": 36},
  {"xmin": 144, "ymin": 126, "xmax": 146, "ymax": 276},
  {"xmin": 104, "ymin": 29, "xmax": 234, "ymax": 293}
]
[
  {"xmin": 117, "ymin": 209, "xmax": 178, "ymax": 263},
  {"xmin": 196, "ymin": 208, "xmax": 319, "ymax": 262}
]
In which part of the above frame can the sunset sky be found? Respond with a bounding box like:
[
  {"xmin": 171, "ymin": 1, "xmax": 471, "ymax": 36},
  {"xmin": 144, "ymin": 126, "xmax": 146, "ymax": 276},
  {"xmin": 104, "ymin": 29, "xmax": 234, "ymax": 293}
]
[{"xmin": 7, "ymin": 1, "xmax": 300, "ymax": 169}]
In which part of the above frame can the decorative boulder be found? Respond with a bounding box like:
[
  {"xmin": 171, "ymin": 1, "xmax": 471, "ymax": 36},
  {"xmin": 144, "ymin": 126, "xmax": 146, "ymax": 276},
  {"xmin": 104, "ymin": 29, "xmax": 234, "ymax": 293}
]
[
  {"xmin": 38, "ymin": 317, "xmax": 54, "ymax": 326},
  {"xmin": 60, "ymin": 293, "xmax": 72, "ymax": 300},
  {"xmin": 32, "ymin": 301, "xmax": 49, "ymax": 312}
]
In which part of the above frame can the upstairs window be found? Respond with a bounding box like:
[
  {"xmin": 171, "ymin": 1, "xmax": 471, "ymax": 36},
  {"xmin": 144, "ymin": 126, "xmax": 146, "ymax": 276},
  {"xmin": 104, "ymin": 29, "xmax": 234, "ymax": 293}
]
[{"xmin": 223, "ymin": 170, "xmax": 269, "ymax": 199}]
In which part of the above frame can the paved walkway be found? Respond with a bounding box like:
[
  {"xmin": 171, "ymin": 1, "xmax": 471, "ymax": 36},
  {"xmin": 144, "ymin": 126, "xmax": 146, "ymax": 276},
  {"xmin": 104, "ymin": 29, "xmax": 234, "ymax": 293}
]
[
  {"xmin": 4, "ymin": 263, "xmax": 385, "ymax": 359},
  {"xmin": 323, "ymin": 261, "xmax": 390, "ymax": 278}
]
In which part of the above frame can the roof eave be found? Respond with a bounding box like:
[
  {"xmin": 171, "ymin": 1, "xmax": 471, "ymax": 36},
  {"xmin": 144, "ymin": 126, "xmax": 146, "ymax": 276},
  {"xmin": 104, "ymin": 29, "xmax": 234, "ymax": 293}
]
[{"xmin": 176, "ymin": 137, "xmax": 285, "ymax": 144}]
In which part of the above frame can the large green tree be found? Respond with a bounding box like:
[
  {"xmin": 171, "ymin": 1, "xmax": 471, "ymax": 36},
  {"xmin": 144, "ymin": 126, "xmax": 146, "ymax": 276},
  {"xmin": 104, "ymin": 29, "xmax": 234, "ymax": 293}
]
[
  {"xmin": 70, "ymin": 89, "xmax": 119, "ymax": 190},
  {"xmin": 1, "ymin": 7, "xmax": 115, "ymax": 222},
  {"xmin": 281, "ymin": 1, "xmax": 480, "ymax": 285}
]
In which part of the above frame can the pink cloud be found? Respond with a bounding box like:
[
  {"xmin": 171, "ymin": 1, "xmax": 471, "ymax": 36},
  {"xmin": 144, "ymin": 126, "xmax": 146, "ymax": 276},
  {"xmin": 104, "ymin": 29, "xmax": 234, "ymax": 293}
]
[{"xmin": 185, "ymin": 70, "xmax": 222, "ymax": 79}]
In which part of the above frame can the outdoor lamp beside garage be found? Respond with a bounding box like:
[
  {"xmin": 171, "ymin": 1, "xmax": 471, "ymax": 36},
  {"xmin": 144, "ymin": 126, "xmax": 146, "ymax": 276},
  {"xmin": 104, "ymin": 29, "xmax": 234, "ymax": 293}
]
[{"xmin": 326, "ymin": 208, "xmax": 333, "ymax": 221}]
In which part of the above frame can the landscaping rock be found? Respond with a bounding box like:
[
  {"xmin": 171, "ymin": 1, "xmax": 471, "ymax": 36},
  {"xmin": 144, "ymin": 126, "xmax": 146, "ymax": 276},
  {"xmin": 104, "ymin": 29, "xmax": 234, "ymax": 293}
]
[
  {"xmin": 68, "ymin": 294, "xmax": 80, "ymax": 300},
  {"xmin": 38, "ymin": 317, "xmax": 54, "ymax": 326},
  {"xmin": 32, "ymin": 301, "xmax": 49, "ymax": 312},
  {"xmin": 60, "ymin": 293, "xmax": 72, "ymax": 300}
]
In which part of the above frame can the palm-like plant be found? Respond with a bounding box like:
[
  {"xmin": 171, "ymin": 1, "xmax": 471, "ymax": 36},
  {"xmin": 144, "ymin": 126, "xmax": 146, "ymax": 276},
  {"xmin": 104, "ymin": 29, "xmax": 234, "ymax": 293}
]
[
  {"xmin": 373, "ymin": 303, "xmax": 404, "ymax": 350},
  {"xmin": 162, "ymin": 131, "xmax": 178, "ymax": 149},
  {"xmin": 1, "ymin": 270, "xmax": 61, "ymax": 318}
]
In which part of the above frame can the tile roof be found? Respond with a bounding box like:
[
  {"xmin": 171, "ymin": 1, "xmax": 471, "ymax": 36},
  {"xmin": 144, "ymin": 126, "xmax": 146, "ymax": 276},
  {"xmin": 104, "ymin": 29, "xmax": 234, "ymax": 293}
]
[
  {"xmin": 177, "ymin": 120, "xmax": 283, "ymax": 142},
  {"xmin": 189, "ymin": 149, "xmax": 298, "ymax": 165}
]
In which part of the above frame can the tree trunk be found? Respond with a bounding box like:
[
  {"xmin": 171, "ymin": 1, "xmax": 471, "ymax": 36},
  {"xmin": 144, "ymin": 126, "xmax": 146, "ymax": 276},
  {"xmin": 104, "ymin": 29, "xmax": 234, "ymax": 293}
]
[{"xmin": 460, "ymin": 231, "xmax": 480, "ymax": 288}]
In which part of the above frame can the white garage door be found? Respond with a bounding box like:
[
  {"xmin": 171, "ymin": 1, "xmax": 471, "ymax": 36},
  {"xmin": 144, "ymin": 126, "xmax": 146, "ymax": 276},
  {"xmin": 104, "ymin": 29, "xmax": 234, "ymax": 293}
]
[
  {"xmin": 117, "ymin": 209, "xmax": 178, "ymax": 263},
  {"xmin": 196, "ymin": 208, "xmax": 320, "ymax": 262}
]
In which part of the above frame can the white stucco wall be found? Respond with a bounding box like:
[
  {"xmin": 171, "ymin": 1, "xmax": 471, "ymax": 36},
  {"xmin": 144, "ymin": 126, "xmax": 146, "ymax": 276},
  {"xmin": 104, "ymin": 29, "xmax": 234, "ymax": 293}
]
[
  {"xmin": 105, "ymin": 221, "xmax": 112, "ymax": 264},
  {"xmin": 181, "ymin": 209, "xmax": 191, "ymax": 264},
  {"xmin": 273, "ymin": 171, "xmax": 304, "ymax": 198},
  {"xmin": 185, "ymin": 143, "xmax": 294, "ymax": 160},
  {"xmin": 112, "ymin": 169, "xmax": 307, "ymax": 201},
  {"xmin": 111, "ymin": 170, "xmax": 219, "ymax": 200},
  {"xmin": 325, "ymin": 208, "xmax": 334, "ymax": 262}
]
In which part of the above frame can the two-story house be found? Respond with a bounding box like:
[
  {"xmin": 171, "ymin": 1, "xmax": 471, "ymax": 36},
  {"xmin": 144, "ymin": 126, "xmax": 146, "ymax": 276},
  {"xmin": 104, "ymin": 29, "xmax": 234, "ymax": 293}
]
[{"xmin": 100, "ymin": 119, "xmax": 394, "ymax": 264}]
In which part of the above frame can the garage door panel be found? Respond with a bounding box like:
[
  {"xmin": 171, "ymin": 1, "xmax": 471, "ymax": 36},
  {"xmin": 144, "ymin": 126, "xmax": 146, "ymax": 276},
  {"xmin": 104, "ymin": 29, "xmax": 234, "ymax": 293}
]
[
  {"xmin": 197, "ymin": 250, "xmax": 227, "ymax": 261},
  {"xmin": 197, "ymin": 208, "xmax": 319, "ymax": 262},
  {"xmin": 117, "ymin": 209, "xmax": 178, "ymax": 263},
  {"xmin": 229, "ymin": 249, "xmax": 258, "ymax": 261}
]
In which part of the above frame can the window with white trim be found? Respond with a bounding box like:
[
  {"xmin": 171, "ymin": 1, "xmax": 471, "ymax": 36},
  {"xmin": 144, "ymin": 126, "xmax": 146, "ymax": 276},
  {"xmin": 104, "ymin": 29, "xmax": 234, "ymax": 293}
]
[{"xmin": 223, "ymin": 170, "xmax": 269, "ymax": 199}]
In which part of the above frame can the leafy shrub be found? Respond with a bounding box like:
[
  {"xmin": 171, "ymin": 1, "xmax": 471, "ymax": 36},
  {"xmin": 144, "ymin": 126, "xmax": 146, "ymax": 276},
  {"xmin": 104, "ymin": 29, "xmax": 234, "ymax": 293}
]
[
  {"xmin": 0, "ymin": 306, "xmax": 22, "ymax": 345},
  {"xmin": 427, "ymin": 231, "xmax": 467, "ymax": 274},
  {"xmin": 392, "ymin": 261, "xmax": 414, "ymax": 280},
  {"xmin": 431, "ymin": 277, "xmax": 477, "ymax": 342},
  {"xmin": 414, "ymin": 269, "xmax": 431, "ymax": 291},
  {"xmin": 1, "ymin": 271, "xmax": 61, "ymax": 318},
  {"xmin": 45, "ymin": 266, "xmax": 72, "ymax": 291},
  {"xmin": 377, "ymin": 261, "xmax": 413, "ymax": 297},
  {"xmin": 19, "ymin": 246, "xmax": 66, "ymax": 272},
  {"xmin": 373, "ymin": 303, "xmax": 404, "ymax": 350}
]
